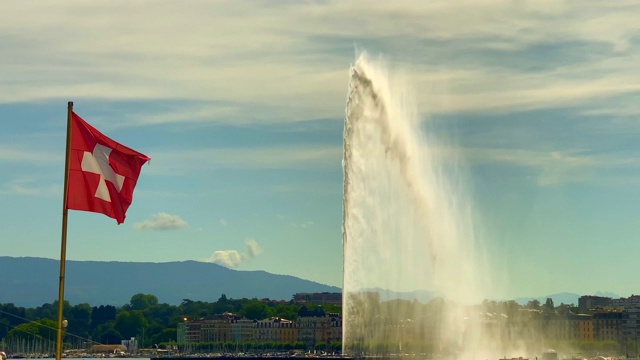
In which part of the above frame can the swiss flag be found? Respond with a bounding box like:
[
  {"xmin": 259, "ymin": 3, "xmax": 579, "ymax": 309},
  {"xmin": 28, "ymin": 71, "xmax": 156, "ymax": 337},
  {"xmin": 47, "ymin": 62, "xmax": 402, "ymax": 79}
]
[{"xmin": 66, "ymin": 112, "xmax": 150, "ymax": 224}]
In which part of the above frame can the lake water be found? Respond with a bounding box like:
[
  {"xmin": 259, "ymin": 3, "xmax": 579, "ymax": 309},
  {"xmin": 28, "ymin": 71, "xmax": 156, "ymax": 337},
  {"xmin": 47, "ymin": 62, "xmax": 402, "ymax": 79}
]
[{"xmin": 16, "ymin": 358, "xmax": 151, "ymax": 360}]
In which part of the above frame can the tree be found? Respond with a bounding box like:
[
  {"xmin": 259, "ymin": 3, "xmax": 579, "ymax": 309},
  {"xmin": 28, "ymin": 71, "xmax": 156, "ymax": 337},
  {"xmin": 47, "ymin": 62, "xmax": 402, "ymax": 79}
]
[
  {"xmin": 91, "ymin": 305, "xmax": 116, "ymax": 331},
  {"xmin": 180, "ymin": 299, "xmax": 210, "ymax": 318},
  {"xmin": 100, "ymin": 328, "xmax": 123, "ymax": 345},
  {"xmin": 146, "ymin": 303, "xmax": 178, "ymax": 327},
  {"xmin": 240, "ymin": 301, "xmax": 271, "ymax": 320},
  {"xmin": 130, "ymin": 294, "xmax": 159, "ymax": 311},
  {"xmin": 150, "ymin": 328, "xmax": 176, "ymax": 345},
  {"xmin": 0, "ymin": 318, "xmax": 10, "ymax": 339},
  {"xmin": 212, "ymin": 294, "xmax": 235, "ymax": 314},
  {"xmin": 115, "ymin": 310, "xmax": 148, "ymax": 339},
  {"xmin": 0, "ymin": 303, "xmax": 27, "ymax": 328},
  {"xmin": 68, "ymin": 303, "xmax": 92, "ymax": 339},
  {"xmin": 272, "ymin": 304, "xmax": 299, "ymax": 321},
  {"xmin": 93, "ymin": 321, "xmax": 117, "ymax": 344},
  {"xmin": 8, "ymin": 318, "xmax": 59, "ymax": 344},
  {"xmin": 543, "ymin": 298, "xmax": 555, "ymax": 313},
  {"xmin": 526, "ymin": 299, "xmax": 541, "ymax": 310},
  {"xmin": 30, "ymin": 302, "xmax": 58, "ymax": 321}
]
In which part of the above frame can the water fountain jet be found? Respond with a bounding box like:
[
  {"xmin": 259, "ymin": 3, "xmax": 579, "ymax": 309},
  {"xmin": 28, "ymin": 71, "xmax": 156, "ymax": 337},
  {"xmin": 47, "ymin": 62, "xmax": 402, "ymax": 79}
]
[{"xmin": 341, "ymin": 53, "xmax": 517, "ymax": 359}]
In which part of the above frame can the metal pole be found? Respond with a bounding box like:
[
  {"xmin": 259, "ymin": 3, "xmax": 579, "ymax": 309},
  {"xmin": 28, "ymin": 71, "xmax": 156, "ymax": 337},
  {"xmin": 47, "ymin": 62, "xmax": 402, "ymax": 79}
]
[{"xmin": 55, "ymin": 101, "xmax": 73, "ymax": 360}]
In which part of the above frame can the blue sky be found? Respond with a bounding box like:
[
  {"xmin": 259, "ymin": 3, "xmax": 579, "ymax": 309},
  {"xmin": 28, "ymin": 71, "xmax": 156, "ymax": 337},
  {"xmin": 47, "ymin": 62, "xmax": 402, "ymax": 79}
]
[{"xmin": 1, "ymin": 1, "xmax": 640, "ymax": 302}]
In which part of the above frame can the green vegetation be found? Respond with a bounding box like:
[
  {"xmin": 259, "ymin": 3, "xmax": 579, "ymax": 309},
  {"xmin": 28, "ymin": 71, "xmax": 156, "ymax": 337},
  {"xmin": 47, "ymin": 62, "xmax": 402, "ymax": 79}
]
[{"xmin": 0, "ymin": 293, "xmax": 338, "ymax": 350}]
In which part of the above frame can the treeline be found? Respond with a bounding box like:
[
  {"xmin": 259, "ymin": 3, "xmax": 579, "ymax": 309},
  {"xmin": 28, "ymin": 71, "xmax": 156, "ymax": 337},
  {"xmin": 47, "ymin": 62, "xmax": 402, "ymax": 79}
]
[{"xmin": 0, "ymin": 293, "xmax": 341, "ymax": 349}]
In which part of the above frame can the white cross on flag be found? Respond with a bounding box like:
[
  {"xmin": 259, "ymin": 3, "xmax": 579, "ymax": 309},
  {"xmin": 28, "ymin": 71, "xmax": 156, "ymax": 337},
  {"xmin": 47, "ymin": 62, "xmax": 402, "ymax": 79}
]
[{"xmin": 67, "ymin": 112, "xmax": 150, "ymax": 224}]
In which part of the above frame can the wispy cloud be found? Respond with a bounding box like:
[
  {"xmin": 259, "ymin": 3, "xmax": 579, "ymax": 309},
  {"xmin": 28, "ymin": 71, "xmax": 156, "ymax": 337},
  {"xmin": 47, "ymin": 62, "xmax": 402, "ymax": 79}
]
[
  {"xmin": 219, "ymin": 218, "xmax": 229, "ymax": 226},
  {"xmin": 145, "ymin": 146, "xmax": 341, "ymax": 175},
  {"xmin": 0, "ymin": 178, "xmax": 59, "ymax": 197},
  {"xmin": 2, "ymin": 1, "xmax": 639, "ymax": 121},
  {"xmin": 133, "ymin": 212, "xmax": 188, "ymax": 231},
  {"xmin": 202, "ymin": 238, "xmax": 263, "ymax": 268},
  {"xmin": 289, "ymin": 221, "xmax": 315, "ymax": 229},
  {"xmin": 245, "ymin": 238, "xmax": 263, "ymax": 258},
  {"xmin": 460, "ymin": 147, "xmax": 640, "ymax": 186},
  {"xmin": 0, "ymin": 146, "xmax": 62, "ymax": 165}
]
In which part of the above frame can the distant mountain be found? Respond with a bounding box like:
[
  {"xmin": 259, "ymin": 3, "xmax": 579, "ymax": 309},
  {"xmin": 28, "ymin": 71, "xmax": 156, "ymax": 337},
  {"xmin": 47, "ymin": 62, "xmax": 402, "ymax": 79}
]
[
  {"xmin": 595, "ymin": 291, "xmax": 621, "ymax": 298},
  {"xmin": 0, "ymin": 256, "xmax": 341, "ymax": 308},
  {"xmin": 366, "ymin": 288, "xmax": 440, "ymax": 303},
  {"xmin": 514, "ymin": 292, "xmax": 580, "ymax": 306}
]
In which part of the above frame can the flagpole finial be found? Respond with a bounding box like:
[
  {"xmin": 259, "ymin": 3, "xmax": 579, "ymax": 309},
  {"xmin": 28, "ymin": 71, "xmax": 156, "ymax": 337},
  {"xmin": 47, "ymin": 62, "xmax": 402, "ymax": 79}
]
[{"xmin": 68, "ymin": 101, "xmax": 73, "ymax": 107}]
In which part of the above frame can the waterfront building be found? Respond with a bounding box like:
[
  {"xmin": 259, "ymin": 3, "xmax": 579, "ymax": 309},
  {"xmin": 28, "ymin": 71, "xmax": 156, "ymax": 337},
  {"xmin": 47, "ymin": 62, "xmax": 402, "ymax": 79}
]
[
  {"xmin": 231, "ymin": 318, "xmax": 256, "ymax": 343},
  {"xmin": 254, "ymin": 317, "xmax": 297, "ymax": 344},
  {"xmin": 577, "ymin": 314, "xmax": 594, "ymax": 340},
  {"xmin": 184, "ymin": 319, "xmax": 203, "ymax": 343},
  {"xmin": 201, "ymin": 313, "xmax": 237, "ymax": 343},
  {"xmin": 543, "ymin": 314, "xmax": 593, "ymax": 342},
  {"xmin": 177, "ymin": 322, "xmax": 188, "ymax": 344},
  {"xmin": 179, "ymin": 307, "xmax": 341, "ymax": 349},
  {"xmin": 293, "ymin": 292, "xmax": 342, "ymax": 306},
  {"xmin": 180, "ymin": 313, "xmax": 239, "ymax": 344},
  {"xmin": 329, "ymin": 316, "xmax": 342, "ymax": 346},
  {"xmin": 548, "ymin": 315, "xmax": 578, "ymax": 341},
  {"xmin": 297, "ymin": 306, "xmax": 339, "ymax": 348},
  {"xmin": 593, "ymin": 311, "xmax": 623, "ymax": 343},
  {"xmin": 622, "ymin": 308, "xmax": 640, "ymax": 347},
  {"xmin": 280, "ymin": 319, "xmax": 298, "ymax": 344}
]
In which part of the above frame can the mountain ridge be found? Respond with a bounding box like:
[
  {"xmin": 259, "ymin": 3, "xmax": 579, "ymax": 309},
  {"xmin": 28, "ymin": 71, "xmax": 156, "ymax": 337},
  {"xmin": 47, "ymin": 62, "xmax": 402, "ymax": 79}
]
[
  {"xmin": 1, "ymin": 257, "xmax": 621, "ymax": 309},
  {"xmin": 0, "ymin": 256, "xmax": 341, "ymax": 308}
]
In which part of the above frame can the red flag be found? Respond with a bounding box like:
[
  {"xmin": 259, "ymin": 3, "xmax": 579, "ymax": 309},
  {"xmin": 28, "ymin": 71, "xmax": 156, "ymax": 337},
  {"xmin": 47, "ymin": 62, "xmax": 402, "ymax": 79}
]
[{"xmin": 66, "ymin": 112, "xmax": 150, "ymax": 224}]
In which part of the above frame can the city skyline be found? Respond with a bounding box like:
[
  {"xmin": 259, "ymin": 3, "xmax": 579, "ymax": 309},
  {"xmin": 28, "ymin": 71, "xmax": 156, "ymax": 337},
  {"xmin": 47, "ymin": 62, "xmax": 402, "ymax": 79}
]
[{"xmin": 1, "ymin": 1, "xmax": 640, "ymax": 301}]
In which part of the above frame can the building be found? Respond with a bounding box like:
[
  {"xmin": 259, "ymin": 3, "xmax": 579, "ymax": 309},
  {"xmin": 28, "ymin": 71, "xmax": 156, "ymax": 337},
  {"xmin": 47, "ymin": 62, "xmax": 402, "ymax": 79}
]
[
  {"xmin": 254, "ymin": 317, "xmax": 297, "ymax": 344},
  {"xmin": 89, "ymin": 344, "xmax": 128, "ymax": 355},
  {"xmin": 544, "ymin": 314, "xmax": 593, "ymax": 342},
  {"xmin": 297, "ymin": 306, "xmax": 342, "ymax": 348},
  {"xmin": 612, "ymin": 295, "xmax": 640, "ymax": 310},
  {"xmin": 622, "ymin": 308, "xmax": 640, "ymax": 346},
  {"xmin": 579, "ymin": 296, "xmax": 613, "ymax": 312},
  {"xmin": 177, "ymin": 322, "xmax": 188, "ymax": 344},
  {"xmin": 121, "ymin": 337, "xmax": 139, "ymax": 354},
  {"xmin": 593, "ymin": 311, "xmax": 623, "ymax": 343},
  {"xmin": 201, "ymin": 317, "xmax": 232, "ymax": 343},
  {"xmin": 329, "ymin": 316, "xmax": 342, "ymax": 346},
  {"xmin": 576, "ymin": 314, "xmax": 594, "ymax": 340},
  {"xmin": 231, "ymin": 318, "xmax": 256, "ymax": 343},
  {"xmin": 293, "ymin": 293, "xmax": 342, "ymax": 306},
  {"xmin": 184, "ymin": 319, "xmax": 203, "ymax": 343},
  {"xmin": 179, "ymin": 308, "xmax": 342, "ymax": 349},
  {"xmin": 180, "ymin": 313, "xmax": 239, "ymax": 344}
]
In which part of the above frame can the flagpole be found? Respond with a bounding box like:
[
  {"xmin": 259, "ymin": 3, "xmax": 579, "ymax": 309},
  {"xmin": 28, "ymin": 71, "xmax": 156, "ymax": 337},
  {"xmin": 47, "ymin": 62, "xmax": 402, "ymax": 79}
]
[{"xmin": 56, "ymin": 101, "xmax": 73, "ymax": 360}]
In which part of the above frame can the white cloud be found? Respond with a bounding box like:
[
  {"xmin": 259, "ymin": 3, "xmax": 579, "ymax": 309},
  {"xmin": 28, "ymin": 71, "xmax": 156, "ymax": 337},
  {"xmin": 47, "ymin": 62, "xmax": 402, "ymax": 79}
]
[
  {"xmin": 204, "ymin": 250, "xmax": 244, "ymax": 268},
  {"xmin": 219, "ymin": 218, "xmax": 229, "ymax": 226},
  {"xmin": 133, "ymin": 212, "xmax": 188, "ymax": 231},
  {"xmin": 202, "ymin": 238, "xmax": 263, "ymax": 268},
  {"xmin": 245, "ymin": 238, "xmax": 263, "ymax": 258}
]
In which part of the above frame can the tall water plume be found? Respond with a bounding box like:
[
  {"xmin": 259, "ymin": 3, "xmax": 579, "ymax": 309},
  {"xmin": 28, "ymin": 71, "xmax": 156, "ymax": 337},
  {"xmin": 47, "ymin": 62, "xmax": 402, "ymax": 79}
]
[{"xmin": 342, "ymin": 53, "xmax": 522, "ymax": 358}]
